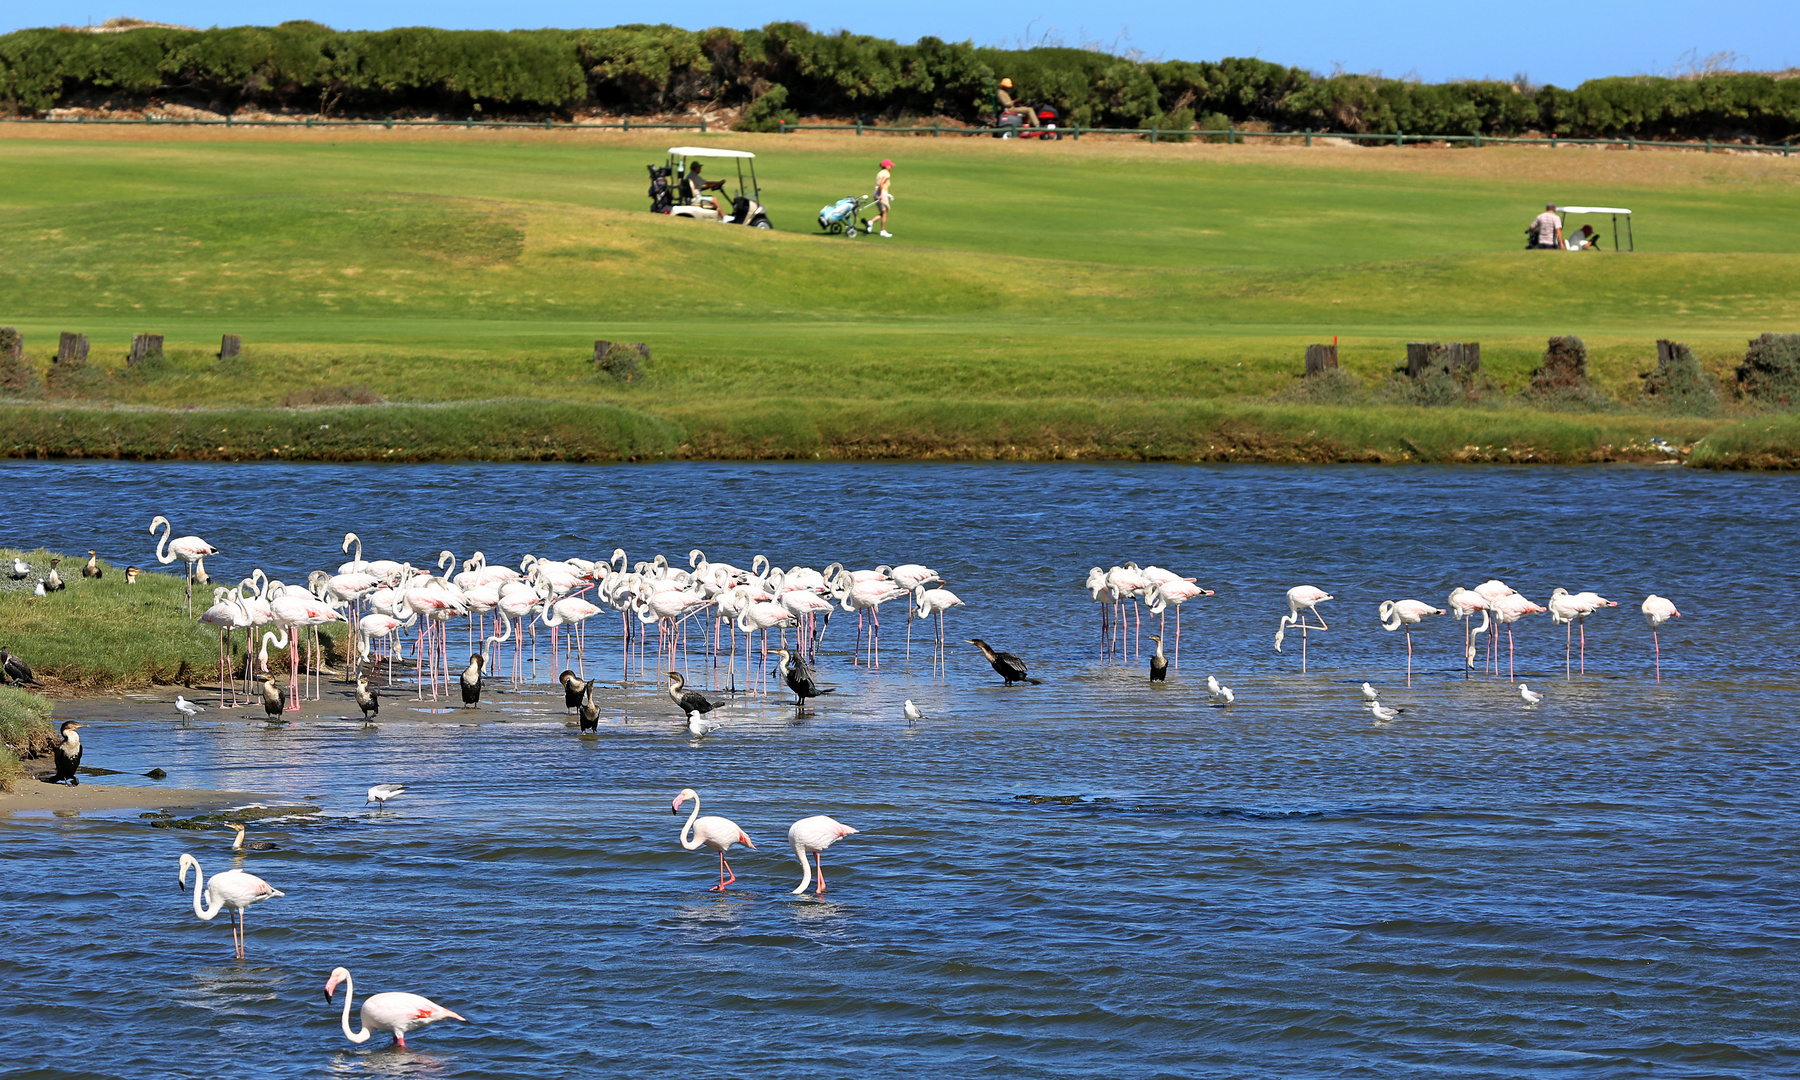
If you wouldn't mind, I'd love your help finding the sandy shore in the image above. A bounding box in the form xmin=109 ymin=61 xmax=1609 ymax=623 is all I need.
xmin=0 ymin=780 xmax=273 ymax=813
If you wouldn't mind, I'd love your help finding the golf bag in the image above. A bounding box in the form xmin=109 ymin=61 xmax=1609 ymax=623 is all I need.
xmin=647 ymin=165 xmax=672 ymax=213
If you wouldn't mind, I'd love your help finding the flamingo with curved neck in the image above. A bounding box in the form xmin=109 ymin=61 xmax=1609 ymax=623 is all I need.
xmin=325 ymin=966 xmax=466 ymax=1050
xmin=673 ymin=788 xmax=754 ymax=891
xmin=177 ymin=852 xmax=283 ymax=959
xmin=148 ymin=515 xmax=219 ymax=616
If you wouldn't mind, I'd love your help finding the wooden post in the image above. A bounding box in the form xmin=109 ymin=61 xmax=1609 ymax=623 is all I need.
xmin=56 ymin=332 xmax=89 ymax=365
xmin=1304 ymin=343 xmax=1339 ymax=377
xmin=127 ymin=333 xmax=164 ymax=365
xmin=593 ymin=340 xmax=615 ymax=366
xmin=0 ymin=327 xmax=20 ymax=361
xmin=1405 ymin=342 xmax=1435 ymax=378
xmin=219 ymin=334 xmax=242 ymax=359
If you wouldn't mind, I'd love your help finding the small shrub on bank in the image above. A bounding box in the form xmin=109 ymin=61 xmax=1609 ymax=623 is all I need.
xmin=280 ymin=385 xmax=385 ymax=407
xmin=1733 ymin=332 xmax=1800 ymax=407
xmin=1377 ymin=367 xmax=1496 ymax=407
xmin=1280 ymin=367 xmax=1367 ymax=404
xmin=1522 ymin=335 xmax=1610 ymax=410
xmin=596 ymin=343 xmax=646 ymax=382
xmin=1639 ymin=339 xmax=1721 ymax=415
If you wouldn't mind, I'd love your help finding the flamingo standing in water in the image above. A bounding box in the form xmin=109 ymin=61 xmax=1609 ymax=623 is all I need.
xmin=913 ymin=585 xmax=964 ymax=676
xmin=1274 ymin=586 xmax=1332 ymax=671
xmin=1473 ymin=579 xmax=1519 ymax=674
xmin=1547 ymin=588 xmax=1618 ymax=678
xmin=177 ymin=853 xmax=283 ymax=959
xmin=1146 ymin=577 xmax=1214 ymax=671
xmin=197 ymin=587 xmax=252 ymax=707
xmin=1378 ymin=599 xmax=1445 ymax=686
xmin=836 ymin=574 xmax=909 ymax=668
xmin=149 ymin=515 xmax=219 ymax=616
xmin=672 ymin=788 xmax=754 ymax=891
xmin=1490 ymin=591 xmax=1546 ymax=682
xmin=1446 ymin=587 xmax=1493 ymax=678
xmin=1642 ymin=594 xmax=1681 ymax=682
xmin=324 ymin=967 xmax=467 ymax=1050
xmin=788 ymin=815 xmax=859 ymax=895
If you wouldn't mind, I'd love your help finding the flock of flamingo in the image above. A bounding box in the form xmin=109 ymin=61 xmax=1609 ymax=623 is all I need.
xmin=174 ymin=784 xmax=857 ymax=1048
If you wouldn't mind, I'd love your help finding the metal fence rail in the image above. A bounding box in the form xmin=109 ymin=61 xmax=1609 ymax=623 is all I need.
xmin=0 ymin=114 xmax=1791 ymax=156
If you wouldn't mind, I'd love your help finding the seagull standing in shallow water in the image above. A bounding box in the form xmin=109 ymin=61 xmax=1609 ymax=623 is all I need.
xmin=903 ymin=699 xmax=923 ymax=724
xmin=1520 ymin=684 xmax=1543 ymax=706
xmin=1206 ymin=675 xmax=1234 ymax=704
xmin=366 ymin=784 xmax=406 ymax=808
xmin=175 ymin=696 xmax=204 ymax=722
xmin=1361 ymin=682 xmax=1380 ymax=702
xmin=1367 ymin=701 xmax=1403 ymax=723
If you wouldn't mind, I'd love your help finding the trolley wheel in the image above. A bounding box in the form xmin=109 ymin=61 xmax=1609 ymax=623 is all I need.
xmin=753 ymin=219 xmax=773 ymax=230
xmin=844 ymin=225 xmax=858 ymax=238
xmin=826 ymin=222 xmax=841 ymax=234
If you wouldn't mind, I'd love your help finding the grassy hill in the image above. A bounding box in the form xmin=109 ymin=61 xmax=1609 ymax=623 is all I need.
xmin=1 ymin=128 xmax=1796 ymax=463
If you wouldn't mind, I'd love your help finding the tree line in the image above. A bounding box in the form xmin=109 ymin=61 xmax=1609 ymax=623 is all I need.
xmin=2 ymin=21 xmax=1795 ymax=141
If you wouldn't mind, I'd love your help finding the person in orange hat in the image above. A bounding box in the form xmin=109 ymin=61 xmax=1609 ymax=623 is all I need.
xmin=874 ymin=159 xmax=895 ymax=237
xmin=996 ymin=77 xmax=1040 ymax=128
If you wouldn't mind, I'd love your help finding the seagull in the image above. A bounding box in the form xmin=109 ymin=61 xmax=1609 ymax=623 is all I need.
xmin=1361 ymin=681 xmax=1380 ymax=702
xmin=1368 ymin=701 xmax=1403 ymax=723
xmin=9 ymin=557 xmax=27 ymax=580
xmin=685 ymin=711 xmax=722 ymax=738
xmin=174 ymin=696 xmax=204 ymax=722
xmin=902 ymin=699 xmax=923 ymax=724
xmin=1520 ymin=684 xmax=1543 ymax=706
xmin=1206 ymin=675 xmax=1234 ymax=704
xmin=365 ymin=784 xmax=406 ymax=808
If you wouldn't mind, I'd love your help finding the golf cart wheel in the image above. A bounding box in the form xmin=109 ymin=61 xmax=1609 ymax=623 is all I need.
xmin=826 ymin=222 xmax=841 ymax=234
xmin=753 ymin=218 xmax=773 ymax=230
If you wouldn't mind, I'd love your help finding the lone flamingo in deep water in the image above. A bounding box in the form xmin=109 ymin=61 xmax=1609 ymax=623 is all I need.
xmin=1642 ymin=594 xmax=1680 ymax=682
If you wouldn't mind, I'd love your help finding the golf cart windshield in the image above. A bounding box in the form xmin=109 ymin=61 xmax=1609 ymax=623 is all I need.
xmin=667 ymin=147 xmax=760 ymax=202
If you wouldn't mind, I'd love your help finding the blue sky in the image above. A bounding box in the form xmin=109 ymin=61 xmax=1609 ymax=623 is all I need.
xmin=4 ymin=0 xmax=1794 ymax=87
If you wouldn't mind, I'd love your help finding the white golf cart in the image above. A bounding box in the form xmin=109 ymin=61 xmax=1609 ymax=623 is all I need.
xmin=1559 ymin=206 xmax=1633 ymax=251
xmin=656 ymin=146 xmax=773 ymax=229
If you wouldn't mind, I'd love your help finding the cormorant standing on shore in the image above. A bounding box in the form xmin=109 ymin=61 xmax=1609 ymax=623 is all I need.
xmin=355 ymin=675 xmax=379 ymax=723
xmin=1149 ymin=634 xmax=1168 ymax=682
xmin=460 ymin=654 xmax=485 ymax=707
xmin=1 ymin=646 xmax=43 ymax=686
xmin=578 ymin=679 xmax=600 ymax=733
xmin=258 ymin=677 xmax=287 ymax=720
xmin=559 ymin=670 xmax=586 ymax=713
xmin=125 ymin=567 xmax=142 ymax=585
xmin=50 ymin=721 xmax=82 ymax=785
xmin=966 ymin=638 xmax=1042 ymax=685
xmin=666 ymin=671 xmax=722 ymax=720
xmin=82 ymin=550 xmax=102 ymax=579
xmin=775 ymin=648 xmax=835 ymax=706
xmin=46 ymin=559 xmax=66 ymax=592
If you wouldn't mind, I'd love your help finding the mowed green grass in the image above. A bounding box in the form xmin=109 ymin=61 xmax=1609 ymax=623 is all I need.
xmin=0 ymin=130 xmax=1797 ymax=459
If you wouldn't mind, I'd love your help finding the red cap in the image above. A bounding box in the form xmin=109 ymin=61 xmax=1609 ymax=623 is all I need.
xmin=881 ymin=160 xmax=894 ymax=168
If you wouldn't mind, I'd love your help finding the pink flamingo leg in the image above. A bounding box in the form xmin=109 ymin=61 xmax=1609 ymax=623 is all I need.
xmin=815 ymin=853 xmax=827 ymax=894
xmin=713 ymin=852 xmax=736 ymax=891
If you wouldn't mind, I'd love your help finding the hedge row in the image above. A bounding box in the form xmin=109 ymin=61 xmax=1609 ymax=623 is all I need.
xmin=3 ymin=21 xmax=1797 ymax=140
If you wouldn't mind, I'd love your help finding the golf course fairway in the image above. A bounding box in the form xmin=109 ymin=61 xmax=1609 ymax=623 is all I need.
xmin=1 ymin=126 xmax=1796 ymax=466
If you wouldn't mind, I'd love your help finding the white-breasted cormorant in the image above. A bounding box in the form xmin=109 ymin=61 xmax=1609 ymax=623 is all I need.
xmin=666 ymin=671 xmax=722 ymax=719
xmin=46 ymin=560 xmax=65 ymax=592
xmin=82 ymin=550 xmax=102 ymax=579
xmin=559 ymin=669 xmax=585 ymax=713
xmin=1149 ymin=634 xmax=1168 ymax=682
xmin=460 ymin=654 xmax=485 ymax=707
xmin=50 ymin=721 xmax=83 ymax=784
xmin=354 ymin=676 xmax=379 ymax=723
xmin=966 ymin=638 xmax=1041 ymax=685
xmin=578 ymin=679 xmax=599 ymax=732
xmin=258 ymin=677 xmax=287 ymax=719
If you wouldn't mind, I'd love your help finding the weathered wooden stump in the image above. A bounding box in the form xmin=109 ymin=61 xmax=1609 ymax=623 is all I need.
xmin=1304 ymin=343 xmax=1338 ymax=377
xmin=128 ymin=333 xmax=165 ymax=365
xmin=0 ymin=327 xmax=32 ymax=395
xmin=0 ymin=327 xmax=20 ymax=361
xmin=1529 ymin=335 xmax=1589 ymax=393
xmin=219 ymin=334 xmax=242 ymax=360
xmin=1406 ymin=341 xmax=1481 ymax=379
xmin=56 ymin=332 xmax=89 ymax=365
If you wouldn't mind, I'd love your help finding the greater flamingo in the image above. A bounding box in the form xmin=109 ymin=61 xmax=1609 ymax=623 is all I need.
xmin=149 ymin=515 xmax=219 ymax=615
xmin=325 ymin=967 xmax=467 ymax=1050
xmin=1377 ymin=599 xmax=1445 ymax=685
xmin=1547 ymin=587 xmax=1617 ymax=677
xmin=177 ymin=853 xmax=283 ymax=959
xmin=673 ymin=788 xmax=754 ymax=891
xmin=1446 ymin=587 xmax=1493 ymax=677
xmin=913 ymin=586 xmax=964 ymax=675
xmin=788 ymin=815 xmax=859 ymax=895
xmin=1642 ymin=594 xmax=1681 ymax=681
xmin=1489 ymin=591 xmax=1546 ymax=682
xmin=1274 ymin=586 xmax=1332 ymax=670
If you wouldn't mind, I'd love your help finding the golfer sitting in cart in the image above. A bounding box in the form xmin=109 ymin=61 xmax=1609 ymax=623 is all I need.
xmin=683 ymin=162 xmax=728 ymax=213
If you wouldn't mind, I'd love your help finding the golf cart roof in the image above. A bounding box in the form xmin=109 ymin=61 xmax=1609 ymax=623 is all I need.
xmin=1559 ymin=206 xmax=1631 ymax=215
xmin=668 ymin=146 xmax=756 ymax=159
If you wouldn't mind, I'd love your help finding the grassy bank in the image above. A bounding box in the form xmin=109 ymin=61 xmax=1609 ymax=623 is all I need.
xmin=0 ymin=548 xmax=228 ymax=689
xmin=1 ymin=131 xmax=1795 ymax=464
xmin=1689 ymin=413 xmax=1800 ymax=469
xmin=0 ymin=685 xmax=55 ymax=790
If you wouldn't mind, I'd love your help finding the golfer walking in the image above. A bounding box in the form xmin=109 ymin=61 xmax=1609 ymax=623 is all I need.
xmin=874 ymin=159 xmax=894 ymax=238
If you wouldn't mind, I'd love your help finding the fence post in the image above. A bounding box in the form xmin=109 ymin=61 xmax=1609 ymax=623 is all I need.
xmin=1304 ymin=127 xmax=1311 ymax=147
xmin=700 ymin=117 xmax=707 ymax=133
xmin=1150 ymin=125 xmax=1159 ymax=144
xmin=1227 ymin=123 xmax=1234 ymax=145
xmin=856 ymin=119 xmax=863 ymax=136
xmin=933 ymin=120 xmax=940 ymax=137
xmin=1072 ymin=123 xmax=1080 ymax=140
xmin=623 ymin=117 xmax=630 ymax=132
xmin=1705 ymin=137 xmax=1712 ymax=153
xmin=1394 ymin=129 xmax=1402 ymax=147
xmin=385 ymin=116 xmax=393 ymax=130
xmin=778 ymin=120 xmax=785 ymax=134
xmin=1474 ymin=131 xmax=1481 ymax=148
xmin=225 ymin=114 xmax=233 ymax=128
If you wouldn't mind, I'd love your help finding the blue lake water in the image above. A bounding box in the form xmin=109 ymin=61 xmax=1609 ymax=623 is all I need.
xmin=2 ymin=460 xmax=1797 ymax=1078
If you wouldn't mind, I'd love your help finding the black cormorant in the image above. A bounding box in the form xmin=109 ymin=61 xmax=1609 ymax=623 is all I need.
xmin=1149 ymin=634 xmax=1168 ymax=682
xmin=775 ymin=649 xmax=835 ymax=706
xmin=1 ymin=646 xmax=43 ymax=686
xmin=966 ymin=638 xmax=1042 ymax=685
xmin=50 ymin=720 xmax=82 ymax=785
xmin=666 ymin=671 xmax=722 ymax=719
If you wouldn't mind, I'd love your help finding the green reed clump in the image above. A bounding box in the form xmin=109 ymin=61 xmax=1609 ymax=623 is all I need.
xmin=0 ymin=685 xmax=56 ymax=790
xmin=1280 ymin=367 xmax=1368 ymax=405
xmin=1690 ymin=413 xmax=1800 ymax=469
xmin=1639 ymin=339 xmax=1722 ymax=415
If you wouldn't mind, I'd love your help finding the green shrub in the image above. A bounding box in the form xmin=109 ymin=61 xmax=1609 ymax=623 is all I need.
xmin=1281 ymin=367 xmax=1367 ymax=404
xmin=733 ymin=82 xmax=794 ymax=131
xmin=1734 ymin=332 xmax=1800 ymax=407
xmin=1639 ymin=339 xmax=1721 ymax=414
